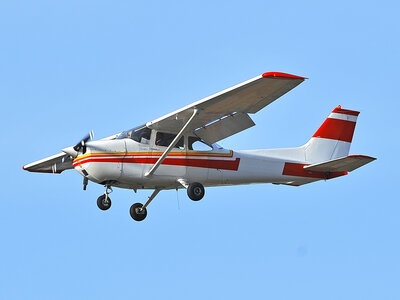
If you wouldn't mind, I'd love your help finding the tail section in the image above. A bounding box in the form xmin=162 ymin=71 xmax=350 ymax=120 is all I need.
xmin=303 ymin=106 xmax=360 ymax=163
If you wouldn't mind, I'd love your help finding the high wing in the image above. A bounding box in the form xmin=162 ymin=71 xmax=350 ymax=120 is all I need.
xmin=23 ymin=134 xmax=119 ymax=174
xmin=23 ymin=152 xmax=73 ymax=174
xmin=146 ymin=72 xmax=306 ymax=144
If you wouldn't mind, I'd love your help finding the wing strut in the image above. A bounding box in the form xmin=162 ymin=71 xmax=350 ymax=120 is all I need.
xmin=144 ymin=109 xmax=198 ymax=177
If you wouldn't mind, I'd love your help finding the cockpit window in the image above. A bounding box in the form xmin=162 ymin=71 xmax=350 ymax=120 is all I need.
xmin=117 ymin=125 xmax=151 ymax=144
xmin=155 ymin=132 xmax=184 ymax=149
xmin=188 ymin=136 xmax=212 ymax=151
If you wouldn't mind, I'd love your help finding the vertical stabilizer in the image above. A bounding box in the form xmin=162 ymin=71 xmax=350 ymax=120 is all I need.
xmin=303 ymin=106 xmax=359 ymax=163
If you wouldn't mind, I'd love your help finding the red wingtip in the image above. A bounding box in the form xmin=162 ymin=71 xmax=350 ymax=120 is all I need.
xmin=332 ymin=106 xmax=360 ymax=116
xmin=22 ymin=165 xmax=25 ymax=170
xmin=262 ymin=72 xmax=307 ymax=79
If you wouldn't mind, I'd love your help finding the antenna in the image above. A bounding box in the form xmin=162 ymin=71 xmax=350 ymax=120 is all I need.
xmin=176 ymin=188 xmax=180 ymax=210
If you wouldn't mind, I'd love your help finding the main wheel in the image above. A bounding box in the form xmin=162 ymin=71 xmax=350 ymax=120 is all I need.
xmin=97 ymin=194 xmax=112 ymax=210
xmin=130 ymin=203 xmax=147 ymax=221
xmin=187 ymin=182 xmax=205 ymax=201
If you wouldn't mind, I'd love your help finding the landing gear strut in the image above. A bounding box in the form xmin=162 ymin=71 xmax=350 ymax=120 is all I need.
xmin=130 ymin=188 xmax=161 ymax=221
xmin=97 ymin=186 xmax=112 ymax=211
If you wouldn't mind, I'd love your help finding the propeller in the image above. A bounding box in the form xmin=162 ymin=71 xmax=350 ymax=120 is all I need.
xmin=73 ymin=131 xmax=94 ymax=154
xmin=62 ymin=131 xmax=94 ymax=158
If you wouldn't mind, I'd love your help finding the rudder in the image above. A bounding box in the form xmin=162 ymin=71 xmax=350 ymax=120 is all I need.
xmin=303 ymin=106 xmax=360 ymax=163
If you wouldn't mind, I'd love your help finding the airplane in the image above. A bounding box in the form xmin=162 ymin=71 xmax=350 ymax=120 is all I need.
xmin=23 ymin=72 xmax=376 ymax=221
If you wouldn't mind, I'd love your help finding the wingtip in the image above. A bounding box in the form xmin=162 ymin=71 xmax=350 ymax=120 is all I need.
xmin=22 ymin=165 xmax=31 ymax=172
xmin=262 ymin=72 xmax=307 ymax=79
xmin=347 ymin=154 xmax=377 ymax=161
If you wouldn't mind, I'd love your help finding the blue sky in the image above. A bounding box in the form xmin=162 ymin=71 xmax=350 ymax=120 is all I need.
xmin=1 ymin=1 xmax=399 ymax=299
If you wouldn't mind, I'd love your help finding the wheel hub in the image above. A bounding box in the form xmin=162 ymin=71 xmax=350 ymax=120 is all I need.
xmin=135 ymin=207 xmax=145 ymax=214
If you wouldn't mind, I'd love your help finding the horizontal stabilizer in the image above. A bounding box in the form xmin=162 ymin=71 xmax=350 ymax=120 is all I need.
xmin=303 ymin=155 xmax=376 ymax=173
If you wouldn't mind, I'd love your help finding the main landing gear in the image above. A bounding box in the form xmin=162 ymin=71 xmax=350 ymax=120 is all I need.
xmin=130 ymin=189 xmax=160 ymax=221
xmin=187 ymin=182 xmax=205 ymax=201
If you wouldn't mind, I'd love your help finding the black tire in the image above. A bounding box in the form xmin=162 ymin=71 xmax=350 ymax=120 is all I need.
xmin=187 ymin=182 xmax=205 ymax=201
xmin=97 ymin=194 xmax=112 ymax=211
xmin=130 ymin=203 xmax=147 ymax=221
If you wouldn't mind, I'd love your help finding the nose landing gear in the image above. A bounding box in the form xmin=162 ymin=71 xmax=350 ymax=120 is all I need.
xmin=97 ymin=186 xmax=112 ymax=211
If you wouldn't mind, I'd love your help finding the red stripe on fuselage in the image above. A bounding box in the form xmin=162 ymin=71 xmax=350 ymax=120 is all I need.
xmin=312 ymin=118 xmax=356 ymax=143
xmin=282 ymin=162 xmax=347 ymax=179
xmin=73 ymin=156 xmax=240 ymax=171
xmin=72 ymin=151 xmax=234 ymax=165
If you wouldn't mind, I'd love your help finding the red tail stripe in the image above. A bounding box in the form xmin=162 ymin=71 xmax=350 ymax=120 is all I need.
xmin=312 ymin=118 xmax=356 ymax=143
xmin=283 ymin=162 xmax=347 ymax=179
xmin=73 ymin=157 xmax=240 ymax=171
xmin=332 ymin=107 xmax=360 ymax=116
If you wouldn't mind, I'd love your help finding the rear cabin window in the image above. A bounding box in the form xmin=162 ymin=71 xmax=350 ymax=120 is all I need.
xmin=155 ymin=132 xmax=184 ymax=149
xmin=188 ymin=137 xmax=212 ymax=151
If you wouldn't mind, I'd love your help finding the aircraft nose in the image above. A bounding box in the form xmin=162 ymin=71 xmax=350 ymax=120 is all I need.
xmin=62 ymin=146 xmax=79 ymax=157
xmin=84 ymin=143 xmax=92 ymax=152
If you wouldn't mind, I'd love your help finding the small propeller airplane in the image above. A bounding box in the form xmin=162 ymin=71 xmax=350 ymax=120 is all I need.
xmin=23 ymin=72 xmax=376 ymax=221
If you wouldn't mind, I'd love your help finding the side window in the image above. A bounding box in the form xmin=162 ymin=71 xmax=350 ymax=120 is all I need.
xmin=188 ymin=137 xmax=212 ymax=151
xmin=131 ymin=127 xmax=151 ymax=144
xmin=155 ymin=132 xmax=184 ymax=149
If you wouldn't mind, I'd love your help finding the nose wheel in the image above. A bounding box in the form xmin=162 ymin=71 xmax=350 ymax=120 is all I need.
xmin=97 ymin=186 xmax=112 ymax=211
xmin=97 ymin=195 xmax=112 ymax=210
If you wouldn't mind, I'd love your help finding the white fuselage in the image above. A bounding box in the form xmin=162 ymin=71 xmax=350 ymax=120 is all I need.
xmin=72 ymin=139 xmax=322 ymax=190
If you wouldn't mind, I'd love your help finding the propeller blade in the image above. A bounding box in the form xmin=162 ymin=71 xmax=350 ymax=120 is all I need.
xmin=72 ymin=130 xmax=94 ymax=153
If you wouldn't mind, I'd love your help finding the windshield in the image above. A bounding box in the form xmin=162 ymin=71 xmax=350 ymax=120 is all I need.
xmin=117 ymin=125 xmax=151 ymax=144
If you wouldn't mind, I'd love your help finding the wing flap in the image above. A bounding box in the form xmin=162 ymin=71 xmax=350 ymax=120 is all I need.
xmin=303 ymin=155 xmax=376 ymax=173
xmin=23 ymin=152 xmax=73 ymax=174
xmin=194 ymin=113 xmax=255 ymax=144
